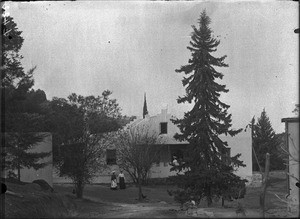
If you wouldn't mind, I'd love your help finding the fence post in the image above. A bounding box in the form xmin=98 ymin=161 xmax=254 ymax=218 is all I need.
xmin=260 ymin=153 xmax=270 ymax=218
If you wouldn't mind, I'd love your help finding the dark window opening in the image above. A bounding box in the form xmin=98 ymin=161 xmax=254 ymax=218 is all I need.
xmin=160 ymin=122 xmax=168 ymax=134
xmin=155 ymin=153 xmax=161 ymax=166
xmin=106 ymin=149 xmax=116 ymax=165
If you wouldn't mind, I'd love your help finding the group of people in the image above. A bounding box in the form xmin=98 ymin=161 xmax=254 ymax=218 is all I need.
xmin=110 ymin=170 xmax=126 ymax=190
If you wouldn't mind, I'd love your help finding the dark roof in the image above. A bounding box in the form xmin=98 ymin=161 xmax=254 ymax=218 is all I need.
xmin=281 ymin=117 xmax=299 ymax=123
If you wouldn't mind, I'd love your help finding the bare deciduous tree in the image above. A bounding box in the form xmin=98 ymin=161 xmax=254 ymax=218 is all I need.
xmin=111 ymin=124 xmax=163 ymax=201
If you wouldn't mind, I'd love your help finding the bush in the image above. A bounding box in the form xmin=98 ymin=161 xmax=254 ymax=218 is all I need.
xmin=168 ymin=189 xmax=193 ymax=209
xmin=222 ymin=180 xmax=247 ymax=205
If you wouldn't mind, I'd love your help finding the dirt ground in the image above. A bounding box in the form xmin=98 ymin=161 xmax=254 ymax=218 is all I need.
xmin=54 ymin=184 xmax=185 ymax=218
xmin=53 ymin=171 xmax=288 ymax=218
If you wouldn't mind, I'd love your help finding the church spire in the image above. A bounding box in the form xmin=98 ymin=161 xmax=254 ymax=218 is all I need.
xmin=143 ymin=93 xmax=148 ymax=119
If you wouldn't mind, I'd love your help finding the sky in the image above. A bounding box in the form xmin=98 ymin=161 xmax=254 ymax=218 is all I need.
xmin=5 ymin=0 xmax=299 ymax=133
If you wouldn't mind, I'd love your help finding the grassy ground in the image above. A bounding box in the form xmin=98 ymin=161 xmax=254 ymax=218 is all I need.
xmin=2 ymin=181 xmax=77 ymax=218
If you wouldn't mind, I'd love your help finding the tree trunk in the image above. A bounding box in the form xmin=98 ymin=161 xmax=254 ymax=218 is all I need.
xmin=138 ymin=173 xmax=143 ymax=201
xmin=76 ymin=180 xmax=84 ymax=199
xmin=207 ymin=196 xmax=212 ymax=207
xmin=17 ymin=162 xmax=21 ymax=181
xmin=207 ymin=185 xmax=212 ymax=207
xmin=142 ymin=170 xmax=149 ymax=186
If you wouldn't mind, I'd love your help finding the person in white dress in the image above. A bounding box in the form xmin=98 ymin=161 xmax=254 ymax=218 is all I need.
xmin=110 ymin=171 xmax=118 ymax=190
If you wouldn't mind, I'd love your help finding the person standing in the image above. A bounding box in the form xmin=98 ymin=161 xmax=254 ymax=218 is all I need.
xmin=118 ymin=170 xmax=126 ymax=189
xmin=172 ymin=156 xmax=179 ymax=166
xmin=110 ymin=171 xmax=118 ymax=190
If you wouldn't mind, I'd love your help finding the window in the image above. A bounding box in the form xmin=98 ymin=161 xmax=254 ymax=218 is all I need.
xmin=106 ymin=149 xmax=116 ymax=165
xmin=160 ymin=122 xmax=168 ymax=134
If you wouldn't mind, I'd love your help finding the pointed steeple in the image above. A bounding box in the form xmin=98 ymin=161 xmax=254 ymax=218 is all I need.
xmin=143 ymin=93 xmax=148 ymax=119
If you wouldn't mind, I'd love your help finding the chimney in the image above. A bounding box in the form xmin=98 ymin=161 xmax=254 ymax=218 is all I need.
xmin=161 ymin=108 xmax=167 ymax=122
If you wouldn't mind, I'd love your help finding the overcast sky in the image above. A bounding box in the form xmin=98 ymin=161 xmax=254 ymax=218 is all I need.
xmin=6 ymin=1 xmax=299 ymax=133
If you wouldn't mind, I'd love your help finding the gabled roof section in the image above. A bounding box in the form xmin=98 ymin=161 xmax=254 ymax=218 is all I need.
xmin=127 ymin=108 xmax=188 ymax=145
xmin=127 ymin=108 xmax=251 ymax=146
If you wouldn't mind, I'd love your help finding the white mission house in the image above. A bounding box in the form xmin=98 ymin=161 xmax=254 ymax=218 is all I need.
xmin=53 ymin=106 xmax=253 ymax=185
xmin=122 ymin=108 xmax=253 ymax=183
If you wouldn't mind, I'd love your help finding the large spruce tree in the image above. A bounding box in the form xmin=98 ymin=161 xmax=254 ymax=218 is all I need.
xmin=169 ymin=10 xmax=246 ymax=207
xmin=253 ymin=109 xmax=285 ymax=171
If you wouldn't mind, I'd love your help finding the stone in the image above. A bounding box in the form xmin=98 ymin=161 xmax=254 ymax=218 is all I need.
xmin=196 ymin=208 xmax=205 ymax=214
xmin=204 ymin=211 xmax=214 ymax=218
xmin=32 ymin=179 xmax=54 ymax=192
